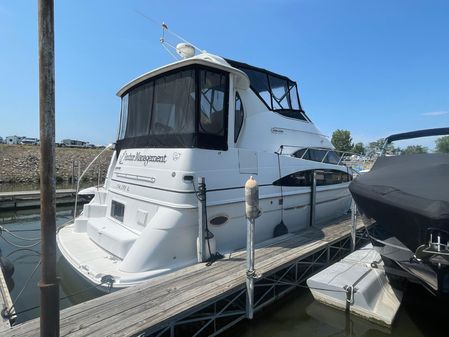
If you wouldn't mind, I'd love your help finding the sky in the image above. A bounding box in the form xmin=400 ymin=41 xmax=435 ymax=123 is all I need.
xmin=0 ymin=0 xmax=448 ymax=147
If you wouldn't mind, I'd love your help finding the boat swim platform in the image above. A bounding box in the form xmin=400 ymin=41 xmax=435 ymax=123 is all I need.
xmin=0 ymin=215 xmax=367 ymax=337
xmin=0 ymin=189 xmax=82 ymax=210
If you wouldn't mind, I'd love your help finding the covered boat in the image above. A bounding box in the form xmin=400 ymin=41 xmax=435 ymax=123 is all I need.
xmin=349 ymin=128 xmax=449 ymax=296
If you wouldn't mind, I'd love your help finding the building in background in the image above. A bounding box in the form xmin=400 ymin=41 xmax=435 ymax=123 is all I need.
xmin=5 ymin=135 xmax=24 ymax=145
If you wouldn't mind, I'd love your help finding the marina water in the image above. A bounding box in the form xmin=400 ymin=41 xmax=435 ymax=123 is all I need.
xmin=1 ymin=208 xmax=448 ymax=335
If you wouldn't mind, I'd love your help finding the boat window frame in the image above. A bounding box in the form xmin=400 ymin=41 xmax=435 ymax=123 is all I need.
xmin=225 ymin=59 xmax=311 ymax=122
xmin=115 ymin=64 xmax=230 ymax=152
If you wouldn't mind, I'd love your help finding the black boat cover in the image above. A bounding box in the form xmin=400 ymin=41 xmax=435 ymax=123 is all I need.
xmin=349 ymin=153 xmax=449 ymax=221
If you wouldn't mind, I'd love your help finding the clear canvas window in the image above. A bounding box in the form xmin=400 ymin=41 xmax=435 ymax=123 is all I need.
xmin=116 ymin=65 xmax=229 ymax=151
xmin=150 ymin=70 xmax=196 ymax=135
xmin=225 ymin=59 xmax=309 ymax=121
xmin=199 ymin=70 xmax=227 ymax=136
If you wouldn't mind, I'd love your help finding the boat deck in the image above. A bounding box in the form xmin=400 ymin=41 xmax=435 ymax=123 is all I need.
xmin=0 ymin=215 xmax=365 ymax=337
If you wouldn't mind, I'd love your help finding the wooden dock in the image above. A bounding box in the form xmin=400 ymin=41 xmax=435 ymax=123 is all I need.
xmin=0 ymin=189 xmax=81 ymax=210
xmin=0 ymin=215 xmax=367 ymax=337
xmin=0 ymin=261 xmax=15 ymax=329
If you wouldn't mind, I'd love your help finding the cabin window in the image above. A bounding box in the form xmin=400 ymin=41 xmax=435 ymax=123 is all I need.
xmin=111 ymin=200 xmax=125 ymax=222
xmin=273 ymin=171 xmax=312 ymax=187
xmin=116 ymin=65 xmax=229 ymax=152
xmin=273 ymin=169 xmax=351 ymax=187
xmin=234 ymin=92 xmax=244 ymax=142
xmin=293 ymin=148 xmax=341 ymax=165
xmin=315 ymin=170 xmax=351 ymax=185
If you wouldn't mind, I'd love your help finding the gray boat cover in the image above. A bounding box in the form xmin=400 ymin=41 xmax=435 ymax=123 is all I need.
xmin=349 ymin=153 xmax=449 ymax=221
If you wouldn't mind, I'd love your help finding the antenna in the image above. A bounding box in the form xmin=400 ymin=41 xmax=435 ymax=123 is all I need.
xmin=134 ymin=10 xmax=204 ymax=60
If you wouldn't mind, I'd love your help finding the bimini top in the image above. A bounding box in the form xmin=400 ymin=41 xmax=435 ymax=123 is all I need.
xmin=117 ymin=53 xmax=250 ymax=97
xmin=349 ymin=153 xmax=449 ymax=221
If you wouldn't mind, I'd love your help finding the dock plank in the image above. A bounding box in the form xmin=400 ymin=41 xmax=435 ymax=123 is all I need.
xmin=0 ymin=265 xmax=15 ymax=329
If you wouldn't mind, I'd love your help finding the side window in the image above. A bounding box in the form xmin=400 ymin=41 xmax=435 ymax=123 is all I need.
xmin=273 ymin=171 xmax=312 ymax=187
xmin=199 ymin=70 xmax=227 ymax=136
xmin=293 ymin=149 xmax=341 ymax=164
xmin=234 ymin=92 xmax=244 ymax=142
xmin=273 ymin=169 xmax=351 ymax=187
xmin=315 ymin=170 xmax=351 ymax=186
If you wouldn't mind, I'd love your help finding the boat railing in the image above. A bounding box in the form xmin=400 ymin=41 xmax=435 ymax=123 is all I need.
xmin=277 ymin=145 xmax=355 ymax=165
xmin=73 ymin=143 xmax=114 ymax=221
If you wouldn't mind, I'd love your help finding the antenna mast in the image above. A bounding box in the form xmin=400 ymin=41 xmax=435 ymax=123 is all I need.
xmin=134 ymin=10 xmax=203 ymax=59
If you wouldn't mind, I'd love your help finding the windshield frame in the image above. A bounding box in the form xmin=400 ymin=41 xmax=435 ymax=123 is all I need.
xmin=225 ymin=59 xmax=311 ymax=122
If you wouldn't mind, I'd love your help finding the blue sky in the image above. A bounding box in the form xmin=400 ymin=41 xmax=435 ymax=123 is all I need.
xmin=0 ymin=0 xmax=448 ymax=147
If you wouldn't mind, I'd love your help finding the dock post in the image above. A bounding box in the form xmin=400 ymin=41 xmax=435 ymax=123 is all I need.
xmin=309 ymin=171 xmax=317 ymax=227
xmin=245 ymin=176 xmax=260 ymax=319
xmin=197 ymin=177 xmax=206 ymax=262
xmin=351 ymin=199 xmax=357 ymax=251
xmin=38 ymin=0 xmax=59 ymax=335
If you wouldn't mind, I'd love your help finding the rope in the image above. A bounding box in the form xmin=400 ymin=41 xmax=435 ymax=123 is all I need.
xmin=3 ymin=259 xmax=42 ymax=318
xmin=0 ymin=235 xmax=40 ymax=249
xmin=0 ymin=226 xmax=40 ymax=241
xmin=6 ymin=248 xmax=41 ymax=258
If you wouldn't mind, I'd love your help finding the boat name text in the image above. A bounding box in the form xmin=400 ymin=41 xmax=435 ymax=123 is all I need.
xmin=119 ymin=151 xmax=168 ymax=166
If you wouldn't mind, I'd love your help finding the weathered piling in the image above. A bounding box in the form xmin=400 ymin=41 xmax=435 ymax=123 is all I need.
xmin=38 ymin=0 xmax=59 ymax=335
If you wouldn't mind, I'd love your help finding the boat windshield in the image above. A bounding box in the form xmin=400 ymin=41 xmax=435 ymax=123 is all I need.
xmin=225 ymin=59 xmax=310 ymax=122
xmin=116 ymin=65 xmax=229 ymax=151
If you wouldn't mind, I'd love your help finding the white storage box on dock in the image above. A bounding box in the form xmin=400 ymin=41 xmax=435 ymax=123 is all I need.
xmin=307 ymin=244 xmax=402 ymax=326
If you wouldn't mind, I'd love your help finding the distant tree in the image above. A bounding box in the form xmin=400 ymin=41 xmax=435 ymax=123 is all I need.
xmin=367 ymin=138 xmax=398 ymax=156
xmin=366 ymin=139 xmax=385 ymax=156
xmin=436 ymin=136 xmax=449 ymax=153
xmin=400 ymin=145 xmax=428 ymax=155
xmin=331 ymin=129 xmax=353 ymax=152
xmin=353 ymin=142 xmax=365 ymax=155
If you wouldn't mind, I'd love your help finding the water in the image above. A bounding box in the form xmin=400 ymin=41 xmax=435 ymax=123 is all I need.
xmin=0 ymin=207 xmax=104 ymax=324
xmin=1 ymin=210 xmax=448 ymax=335
xmin=223 ymin=278 xmax=449 ymax=337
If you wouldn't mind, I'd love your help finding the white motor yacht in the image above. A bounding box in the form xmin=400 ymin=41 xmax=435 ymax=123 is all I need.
xmin=57 ymin=50 xmax=353 ymax=290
